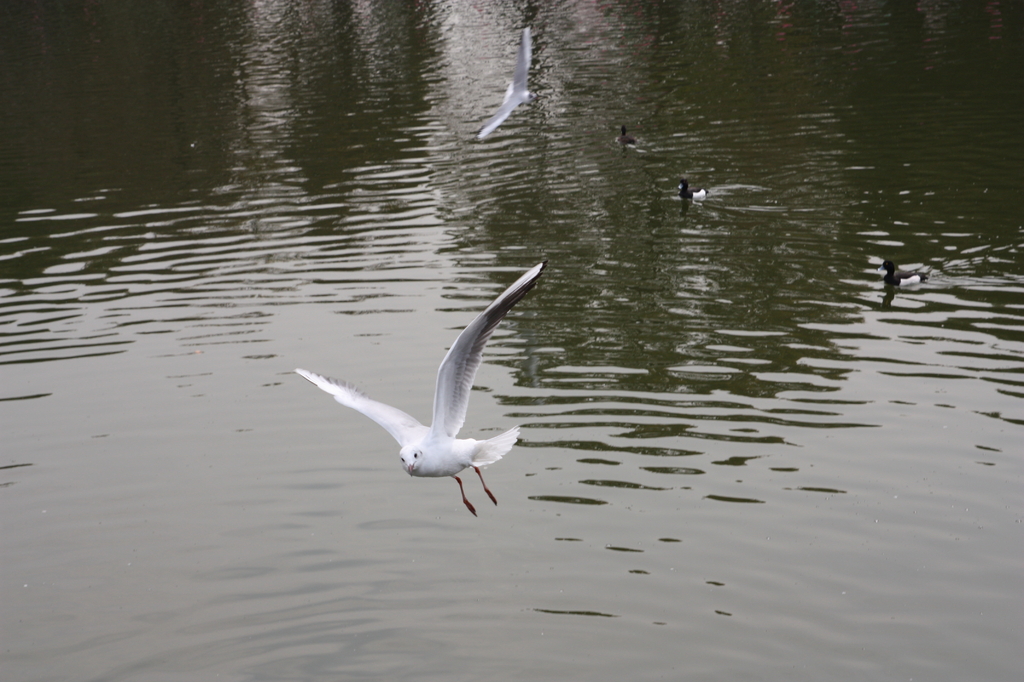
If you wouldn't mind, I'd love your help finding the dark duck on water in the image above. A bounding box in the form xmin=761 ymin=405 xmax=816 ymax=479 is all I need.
xmin=877 ymin=260 xmax=928 ymax=286
xmin=678 ymin=178 xmax=706 ymax=200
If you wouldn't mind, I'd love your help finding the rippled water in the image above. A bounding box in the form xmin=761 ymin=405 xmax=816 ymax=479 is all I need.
xmin=2 ymin=2 xmax=1022 ymax=681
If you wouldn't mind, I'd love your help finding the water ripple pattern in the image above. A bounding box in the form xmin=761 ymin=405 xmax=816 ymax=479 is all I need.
xmin=2 ymin=2 xmax=1022 ymax=681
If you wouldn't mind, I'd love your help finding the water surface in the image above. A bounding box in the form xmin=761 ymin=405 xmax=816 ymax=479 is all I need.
xmin=2 ymin=2 xmax=1022 ymax=681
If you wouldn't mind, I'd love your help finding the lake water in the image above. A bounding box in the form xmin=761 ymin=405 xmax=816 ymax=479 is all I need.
xmin=2 ymin=1 xmax=1022 ymax=681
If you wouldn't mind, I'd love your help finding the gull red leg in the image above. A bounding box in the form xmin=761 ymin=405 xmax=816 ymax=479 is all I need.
xmin=453 ymin=475 xmax=477 ymax=516
xmin=474 ymin=466 xmax=497 ymax=506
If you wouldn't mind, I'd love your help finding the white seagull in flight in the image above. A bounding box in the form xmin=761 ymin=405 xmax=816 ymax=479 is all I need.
xmin=296 ymin=262 xmax=547 ymax=516
xmin=477 ymin=27 xmax=536 ymax=139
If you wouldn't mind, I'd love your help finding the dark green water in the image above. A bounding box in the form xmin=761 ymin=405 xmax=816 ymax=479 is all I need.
xmin=2 ymin=2 xmax=1022 ymax=681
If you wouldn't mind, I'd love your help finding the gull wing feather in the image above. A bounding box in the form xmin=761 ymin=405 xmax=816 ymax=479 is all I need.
xmin=477 ymin=27 xmax=533 ymax=139
xmin=431 ymin=262 xmax=547 ymax=439
xmin=511 ymin=27 xmax=532 ymax=93
xmin=295 ymin=368 xmax=429 ymax=447
xmin=477 ymin=98 xmax=523 ymax=139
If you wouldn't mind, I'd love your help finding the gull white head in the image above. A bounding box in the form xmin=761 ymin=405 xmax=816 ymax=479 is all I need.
xmin=400 ymin=445 xmax=423 ymax=474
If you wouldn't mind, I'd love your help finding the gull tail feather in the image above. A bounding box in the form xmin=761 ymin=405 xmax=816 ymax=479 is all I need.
xmin=472 ymin=426 xmax=520 ymax=466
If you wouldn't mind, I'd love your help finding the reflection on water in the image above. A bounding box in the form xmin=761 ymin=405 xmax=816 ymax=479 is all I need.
xmin=2 ymin=1 xmax=1023 ymax=681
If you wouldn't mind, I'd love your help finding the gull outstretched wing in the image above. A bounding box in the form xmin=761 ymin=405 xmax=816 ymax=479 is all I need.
xmin=430 ymin=261 xmax=546 ymax=439
xmin=296 ymin=368 xmax=429 ymax=447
